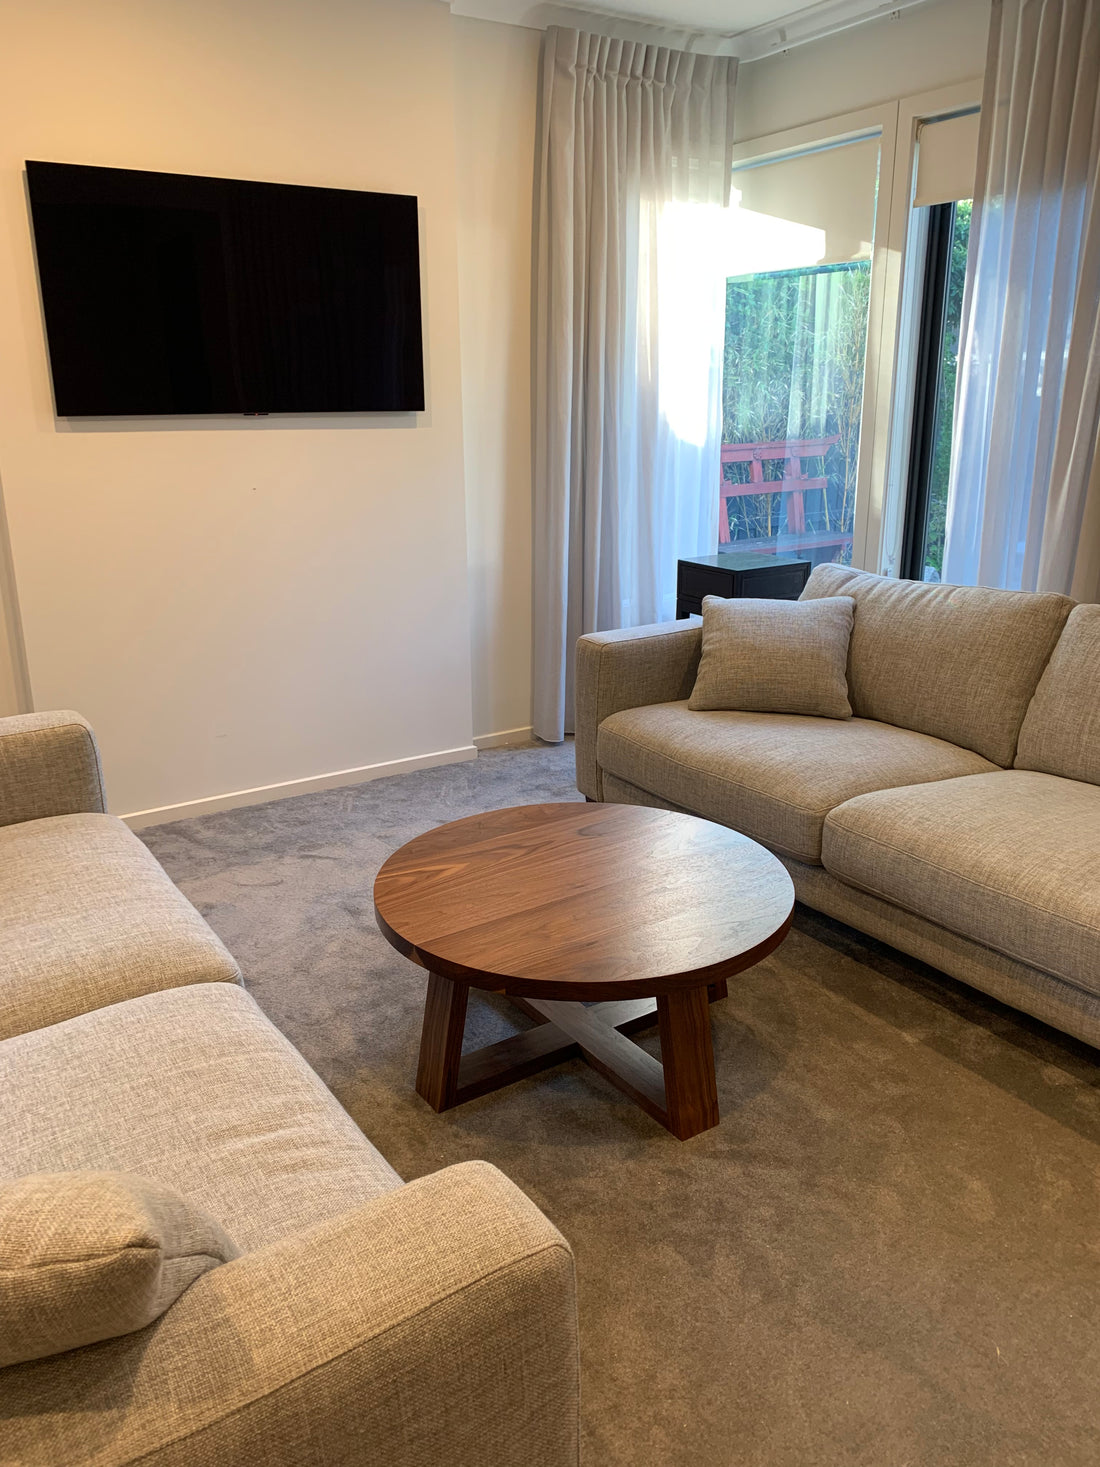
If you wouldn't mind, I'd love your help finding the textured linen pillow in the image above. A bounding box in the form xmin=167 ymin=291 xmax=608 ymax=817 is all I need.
xmin=0 ymin=1171 xmax=239 ymax=1367
xmin=688 ymin=594 xmax=855 ymax=718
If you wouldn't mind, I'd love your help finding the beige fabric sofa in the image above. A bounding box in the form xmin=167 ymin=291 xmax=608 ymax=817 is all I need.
xmin=0 ymin=711 xmax=241 ymax=1040
xmin=0 ymin=713 xmax=579 ymax=1466
xmin=576 ymin=565 xmax=1100 ymax=1049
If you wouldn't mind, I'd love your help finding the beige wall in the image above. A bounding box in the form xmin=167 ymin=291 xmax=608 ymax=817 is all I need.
xmin=734 ymin=0 xmax=991 ymax=142
xmin=0 ymin=473 xmax=29 ymax=718
xmin=0 ymin=0 xmax=475 ymax=816
xmin=0 ymin=0 xmax=996 ymax=808
xmin=452 ymin=15 xmax=541 ymax=742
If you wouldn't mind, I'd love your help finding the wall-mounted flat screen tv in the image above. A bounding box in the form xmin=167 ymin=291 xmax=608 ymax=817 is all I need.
xmin=26 ymin=161 xmax=425 ymax=416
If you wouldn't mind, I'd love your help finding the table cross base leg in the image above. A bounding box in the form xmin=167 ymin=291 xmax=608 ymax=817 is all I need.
xmin=414 ymin=973 xmax=724 ymax=1140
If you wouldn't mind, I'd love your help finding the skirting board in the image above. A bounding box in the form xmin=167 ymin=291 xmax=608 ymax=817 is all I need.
xmin=122 ymin=744 xmax=478 ymax=830
xmin=473 ymin=725 xmax=534 ymax=749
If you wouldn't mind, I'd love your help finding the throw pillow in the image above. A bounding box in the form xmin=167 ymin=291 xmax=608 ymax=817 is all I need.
xmin=0 ymin=1171 xmax=239 ymax=1367
xmin=688 ymin=594 xmax=855 ymax=718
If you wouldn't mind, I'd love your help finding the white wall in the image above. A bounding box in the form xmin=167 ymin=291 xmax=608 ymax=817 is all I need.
xmin=0 ymin=0 xmax=475 ymax=817
xmin=452 ymin=15 xmax=541 ymax=743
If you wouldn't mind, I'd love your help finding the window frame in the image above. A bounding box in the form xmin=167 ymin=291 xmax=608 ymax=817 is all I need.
xmin=872 ymin=80 xmax=984 ymax=578
xmin=728 ymin=103 xmax=897 ymax=571
xmin=726 ymin=84 xmax=987 ymax=579
xmin=899 ymin=199 xmax=956 ymax=581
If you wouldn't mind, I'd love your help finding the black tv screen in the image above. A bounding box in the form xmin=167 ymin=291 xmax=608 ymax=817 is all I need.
xmin=26 ymin=161 xmax=425 ymax=416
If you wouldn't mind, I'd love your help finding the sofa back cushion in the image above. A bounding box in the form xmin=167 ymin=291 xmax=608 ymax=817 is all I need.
xmin=800 ymin=565 xmax=1073 ymax=765
xmin=1015 ymin=603 xmax=1100 ymax=785
xmin=0 ymin=1170 xmax=238 ymax=1367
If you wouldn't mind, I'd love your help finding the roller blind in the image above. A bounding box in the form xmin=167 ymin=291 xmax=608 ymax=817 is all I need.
xmin=913 ymin=111 xmax=980 ymax=207
xmin=731 ymin=135 xmax=880 ymax=267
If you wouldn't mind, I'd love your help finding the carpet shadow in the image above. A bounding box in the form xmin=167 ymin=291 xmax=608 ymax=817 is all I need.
xmin=792 ymin=904 xmax=1100 ymax=1143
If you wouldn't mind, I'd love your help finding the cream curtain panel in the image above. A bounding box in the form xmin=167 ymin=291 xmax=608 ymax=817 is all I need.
xmin=532 ymin=27 xmax=737 ymax=742
xmin=943 ymin=0 xmax=1100 ymax=600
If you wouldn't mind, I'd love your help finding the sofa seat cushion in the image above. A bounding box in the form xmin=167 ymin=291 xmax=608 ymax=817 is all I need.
xmin=0 ymin=812 xmax=241 ymax=1040
xmin=0 ymin=983 xmax=402 ymax=1253
xmin=822 ymin=770 xmax=1100 ymax=995
xmin=596 ymin=702 xmax=997 ymax=864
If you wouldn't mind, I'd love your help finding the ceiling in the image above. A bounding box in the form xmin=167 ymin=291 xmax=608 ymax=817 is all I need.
xmin=447 ymin=0 xmax=931 ymax=59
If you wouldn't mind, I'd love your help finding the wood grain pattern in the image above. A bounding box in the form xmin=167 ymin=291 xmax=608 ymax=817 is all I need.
xmin=658 ymin=986 xmax=720 ymax=1139
xmin=455 ymin=1021 xmax=581 ymax=1103
xmin=375 ymin=802 xmax=794 ymax=1000
xmin=525 ymin=998 xmax=668 ymax=1120
xmin=382 ymin=804 xmax=794 ymax=1139
xmin=419 ymin=989 xmax=729 ymax=1136
xmin=443 ymin=996 xmax=672 ymax=1111
xmin=415 ymin=973 xmax=468 ymax=1111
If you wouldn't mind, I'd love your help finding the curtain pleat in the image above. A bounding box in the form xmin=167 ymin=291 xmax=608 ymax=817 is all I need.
xmin=532 ymin=27 xmax=737 ymax=741
xmin=943 ymin=0 xmax=1100 ymax=599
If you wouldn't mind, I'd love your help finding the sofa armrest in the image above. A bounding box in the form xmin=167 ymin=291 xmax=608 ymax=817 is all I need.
xmin=0 ymin=1162 xmax=579 ymax=1467
xmin=0 ymin=711 xmax=106 ymax=826
xmin=575 ymin=620 xmax=702 ymax=799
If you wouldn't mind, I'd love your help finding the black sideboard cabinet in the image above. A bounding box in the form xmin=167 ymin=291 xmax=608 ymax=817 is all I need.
xmin=676 ymin=552 xmax=812 ymax=618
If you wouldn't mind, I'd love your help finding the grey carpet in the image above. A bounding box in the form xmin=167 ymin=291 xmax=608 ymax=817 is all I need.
xmin=142 ymin=742 xmax=1100 ymax=1467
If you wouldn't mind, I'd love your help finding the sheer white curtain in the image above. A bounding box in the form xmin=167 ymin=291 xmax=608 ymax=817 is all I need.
xmin=532 ymin=27 xmax=736 ymax=742
xmin=943 ymin=0 xmax=1100 ymax=599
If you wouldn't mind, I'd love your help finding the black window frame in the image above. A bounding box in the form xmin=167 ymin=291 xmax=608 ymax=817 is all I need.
xmin=900 ymin=201 xmax=956 ymax=582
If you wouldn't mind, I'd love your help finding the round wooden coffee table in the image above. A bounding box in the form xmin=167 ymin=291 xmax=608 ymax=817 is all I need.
xmin=373 ymin=802 xmax=794 ymax=1139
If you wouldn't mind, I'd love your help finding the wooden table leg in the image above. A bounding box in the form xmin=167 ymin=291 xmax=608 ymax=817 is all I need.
xmin=415 ymin=980 xmax=721 ymax=1138
xmin=657 ymin=986 xmax=720 ymax=1140
xmin=416 ymin=972 xmax=469 ymax=1111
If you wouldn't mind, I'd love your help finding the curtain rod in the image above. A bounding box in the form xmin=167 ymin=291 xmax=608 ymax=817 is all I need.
xmin=446 ymin=0 xmax=933 ymax=62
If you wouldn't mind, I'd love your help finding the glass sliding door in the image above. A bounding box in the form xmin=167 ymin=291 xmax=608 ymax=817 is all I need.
xmin=719 ymin=133 xmax=881 ymax=566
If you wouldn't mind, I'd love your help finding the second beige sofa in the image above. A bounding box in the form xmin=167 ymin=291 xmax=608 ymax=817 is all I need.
xmin=576 ymin=565 xmax=1100 ymax=1049
xmin=0 ymin=712 xmax=580 ymax=1467
xmin=0 ymin=710 xmax=240 ymax=1040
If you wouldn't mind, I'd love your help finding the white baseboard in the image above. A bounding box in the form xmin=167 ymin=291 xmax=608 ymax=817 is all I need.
xmin=473 ymin=725 xmax=534 ymax=749
xmin=122 ymin=744 xmax=478 ymax=830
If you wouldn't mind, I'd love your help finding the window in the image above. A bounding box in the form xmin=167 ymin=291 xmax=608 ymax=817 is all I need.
xmin=716 ymin=94 xmax=980 ymax=583
xmin=718 ymin=130 xmax=883 ymax=568
xmin=900 ymin=199 xmax=972 ymax=580
xmin=877 ymin=99 xmax=980 ymax=581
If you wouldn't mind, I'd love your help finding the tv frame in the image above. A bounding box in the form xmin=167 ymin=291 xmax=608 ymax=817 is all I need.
xmin=25 ymin=160 xmax=426 ymax=418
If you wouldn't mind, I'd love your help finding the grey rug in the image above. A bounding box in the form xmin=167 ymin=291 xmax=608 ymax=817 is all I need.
xmin=142 ymin=742 xmax=1100 ymax=1467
